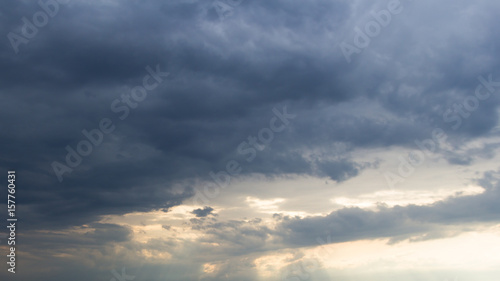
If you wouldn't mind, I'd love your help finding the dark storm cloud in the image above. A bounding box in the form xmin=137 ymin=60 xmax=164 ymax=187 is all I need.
xmin=192 ymin=206 xmax=215 ymax=217
xmin=316 ymin=158 xmax=378 ymax=182
xmin=1 ymin=0 xmax=500 ymax=238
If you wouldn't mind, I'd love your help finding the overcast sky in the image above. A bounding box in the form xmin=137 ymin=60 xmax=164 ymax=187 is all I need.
xmin=1 ymin=0 xmax=500 ymax=280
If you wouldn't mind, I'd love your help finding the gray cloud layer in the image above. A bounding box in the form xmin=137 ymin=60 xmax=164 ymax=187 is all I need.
xmin=2 ymin=0 xmax=499 ymax=231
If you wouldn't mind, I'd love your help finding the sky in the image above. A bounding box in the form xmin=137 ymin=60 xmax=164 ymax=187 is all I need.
xmin=1 ymin=0 xmax=500 ymax=280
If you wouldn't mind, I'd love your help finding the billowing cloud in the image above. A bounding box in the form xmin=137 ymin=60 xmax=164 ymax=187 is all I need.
xmin=2 ymin=0 xmax=500 ymax=280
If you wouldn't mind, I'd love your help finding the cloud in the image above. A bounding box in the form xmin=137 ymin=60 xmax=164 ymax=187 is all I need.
xmin=315 ymin=158 xmax=378 ymax=182
xmin=2 ymin=0 xmax=500 ymax=280
xmin=1 ymin=0 xmax=500 ymax=234
xmin=192 ymin=206 xmax=215 ymax=217
xmin=277 ymin=170 xmax=500 ymax=247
